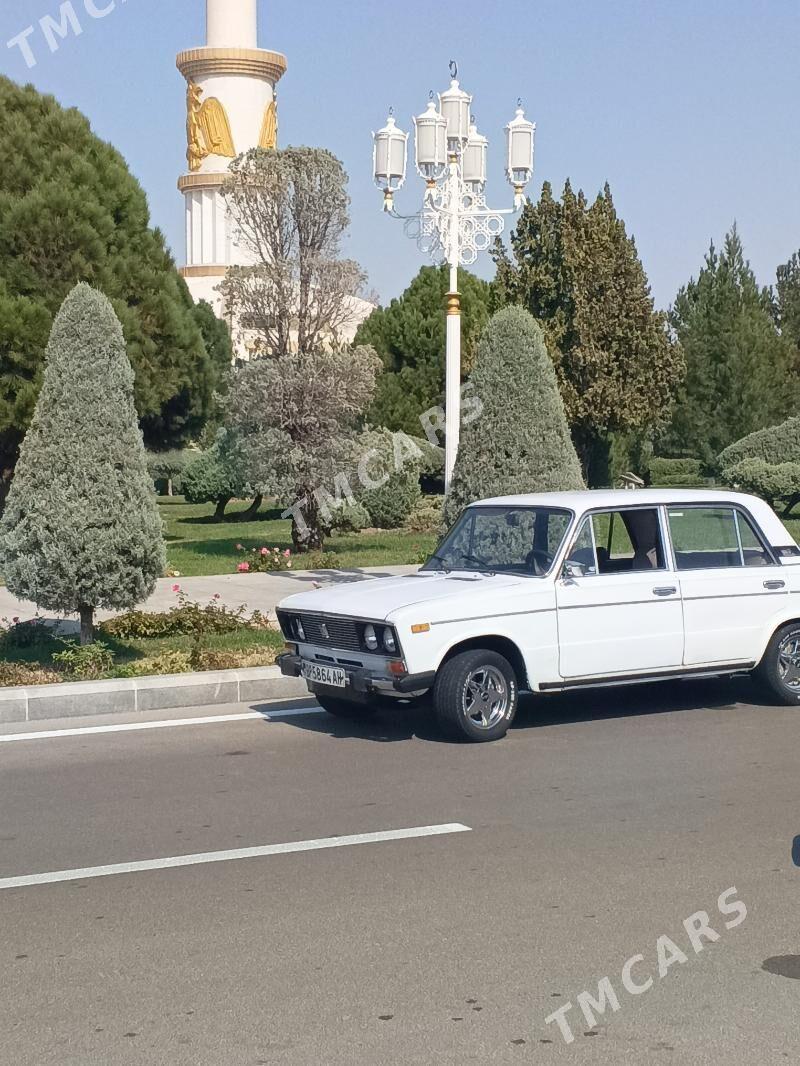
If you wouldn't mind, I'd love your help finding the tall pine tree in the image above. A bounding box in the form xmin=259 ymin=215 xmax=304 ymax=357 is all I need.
xmin=494 ymin=180 xmax=681 ymax=484
xmin=664 ymin=227 xmax=798 ymax=464
xmin=355 ymin=266 xmax=491 ymax=436
xmin=777 ymin=250 xmax=800 ymax=350
xmin=0 ymin=77 xmax=227 ymax=508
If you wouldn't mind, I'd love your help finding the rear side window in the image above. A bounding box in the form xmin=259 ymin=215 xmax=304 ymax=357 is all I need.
xmin=668 ymin=507 xmax=773 ymax=570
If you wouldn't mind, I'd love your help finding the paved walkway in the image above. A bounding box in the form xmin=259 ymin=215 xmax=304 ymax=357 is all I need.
xmin=0 ymin=565 xmax=419 ymax=633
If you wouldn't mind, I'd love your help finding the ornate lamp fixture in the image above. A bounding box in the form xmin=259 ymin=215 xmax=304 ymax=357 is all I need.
xmin=372 ymin=63 xmax=536 ymax=490
xmin=373 ymin=110 xmax=408 ymax=213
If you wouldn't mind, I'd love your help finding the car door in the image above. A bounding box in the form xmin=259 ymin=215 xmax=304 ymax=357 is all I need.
xmin=556 ymin=506 xmax=685 ymax=679
xmin=666 ymin=504 xmax=787 ymax=666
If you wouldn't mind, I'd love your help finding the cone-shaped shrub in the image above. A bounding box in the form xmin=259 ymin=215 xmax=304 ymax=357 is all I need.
xmin=0 ymin=284 xmax=165 ymax=643
xmin=444 ymin=307 xmax=584 ymax=527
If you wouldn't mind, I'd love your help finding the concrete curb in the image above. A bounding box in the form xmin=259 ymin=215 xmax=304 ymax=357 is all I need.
xmin=0 ymin=667 xmax=308 ymax=725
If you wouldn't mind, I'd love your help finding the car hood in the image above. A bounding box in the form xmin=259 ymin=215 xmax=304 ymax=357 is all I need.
xmin=277 ymin=570 xmax=531 ymax=622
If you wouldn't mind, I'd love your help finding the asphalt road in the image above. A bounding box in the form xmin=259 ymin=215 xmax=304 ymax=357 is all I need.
xmin=1 ymin=678 xmax=799 ymax=1065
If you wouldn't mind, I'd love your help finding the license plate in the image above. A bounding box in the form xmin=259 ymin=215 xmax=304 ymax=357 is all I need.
xmin=301 ymin=661 xmax=347 ymax=688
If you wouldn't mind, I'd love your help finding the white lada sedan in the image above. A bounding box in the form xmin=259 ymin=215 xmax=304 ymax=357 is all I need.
xmin=277 ymin=489 xmax=800 ymax=742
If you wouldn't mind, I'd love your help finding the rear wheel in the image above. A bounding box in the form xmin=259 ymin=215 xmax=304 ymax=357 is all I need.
xmin=315 ymin=694 xmax=378 ymax=720
xmin=433 ymin=649 xmax=518 ymax=742
xmin=754 ymin=623 xmax=800 ymax=704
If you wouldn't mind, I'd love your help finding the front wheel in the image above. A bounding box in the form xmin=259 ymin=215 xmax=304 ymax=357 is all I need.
xmin=315 ymin=694 xmax=378 ymax=720
xmin=754 ymin=623 xmax=800 ymax=705
xmin=433 ymin=649 xmax=518 ymax=742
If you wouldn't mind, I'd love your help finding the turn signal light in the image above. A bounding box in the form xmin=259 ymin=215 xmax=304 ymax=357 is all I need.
xmin=411 ymin=623 xmax=430 ymax=634
xmin=284 ymin=642 xmax=298 ymax=654
xmin=388 ymin=660 xmax=407 ymax=676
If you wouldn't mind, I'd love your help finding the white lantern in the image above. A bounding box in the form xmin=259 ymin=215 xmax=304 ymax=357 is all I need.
xmin=413 ymin=99 xmax=448 ymax=180
xmin=506 ymin=104 xmax=535 ymax=193
xmin=373 ymin=112 xmax=408 ymax=194
xmin=439 ymin=72 xmax=472 ymax=150
xmin=462 ymin=120 xmax=488 ymax=188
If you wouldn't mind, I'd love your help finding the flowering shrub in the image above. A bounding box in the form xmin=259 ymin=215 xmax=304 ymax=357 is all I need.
xmin=100 ymin=589 xmax=270 ymax=640
xmin=0 ymin=615 xmax=51 ymax=649
xmin=235 ymin=545 xmax=293 ymax=573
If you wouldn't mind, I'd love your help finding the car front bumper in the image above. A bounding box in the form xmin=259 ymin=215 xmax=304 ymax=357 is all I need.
xmin=277 ymin=652 xmax=435 ymax=698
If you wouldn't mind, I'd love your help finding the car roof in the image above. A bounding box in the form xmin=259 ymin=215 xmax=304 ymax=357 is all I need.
xmin=474 ymin=488 xmax=764 ymax=510
xmin=470 ymin=489 xmax=799 ymax=549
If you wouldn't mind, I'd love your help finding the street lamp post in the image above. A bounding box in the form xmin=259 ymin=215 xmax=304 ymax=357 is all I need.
xmin=372 ymin=62 xmax=535 ymax=491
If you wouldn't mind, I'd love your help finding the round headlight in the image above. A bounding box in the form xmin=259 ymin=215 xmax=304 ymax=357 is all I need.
xmin=383 ymin=628 xmax=397 ymax=653
xmin=364 ymin=624 xmax=378 ymax=651
xmin=294 ymin=617 xmax=306 ymax=641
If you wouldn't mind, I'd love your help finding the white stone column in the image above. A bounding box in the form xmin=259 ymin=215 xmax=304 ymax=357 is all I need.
xmin=177 ymin=1 xmax=287 ymax=320
xmin=207 ymin=0 xmax=258 ymax=48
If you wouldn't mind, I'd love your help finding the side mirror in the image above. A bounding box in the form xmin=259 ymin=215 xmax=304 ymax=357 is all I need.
xmin=563 ymin=560 xmax=587 ymax=580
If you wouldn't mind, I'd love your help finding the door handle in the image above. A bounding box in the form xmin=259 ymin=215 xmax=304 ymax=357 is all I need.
xmin=763 ymin=579 xmax=786 ymax=590
xmin=653 ymin=586 xmax=677 ymax=597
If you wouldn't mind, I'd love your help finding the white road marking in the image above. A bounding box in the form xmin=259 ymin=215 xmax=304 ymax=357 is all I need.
xmin=0 ymin=824 xmax=472 ymax=891
xmin=0 ymin=707 xmax=324 ymax=744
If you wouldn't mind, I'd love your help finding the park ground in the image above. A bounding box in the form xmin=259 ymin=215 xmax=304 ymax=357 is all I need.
xmin=1 ymin=677 xmax=799 ymax=1064
xmin=159 ymin=497 xmax=437 ymax=577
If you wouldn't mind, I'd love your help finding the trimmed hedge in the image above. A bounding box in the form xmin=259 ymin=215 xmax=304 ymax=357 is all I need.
xmin=720 ymin=458 xmax=800 ymax=513
xmin=356 ymin=428 xmax=422 ymax=529
xmin=328 ymin=500 xmax=371 ymax=533
xmin=718 ymin=417 xmax=800 ymax=515
xmin=649 ymin=457 xmax=706 ymax=487
xmin=444 ymin=307 xmax=584 ymax=527
xmin=718 ymin=416 xmax=800 ymax=471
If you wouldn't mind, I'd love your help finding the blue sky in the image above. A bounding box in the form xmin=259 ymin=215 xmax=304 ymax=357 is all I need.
xmin=1 ymin=0 xmax=798 ymax=309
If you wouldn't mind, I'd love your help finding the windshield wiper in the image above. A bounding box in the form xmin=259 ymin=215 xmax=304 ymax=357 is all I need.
xmin=427 ymin=552 xmax=451 ymax=573
xmin=459 ymin=552 xmax=497 ymax=575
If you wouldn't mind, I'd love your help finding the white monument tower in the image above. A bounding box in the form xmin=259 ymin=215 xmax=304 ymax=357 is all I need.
xmin=176 ymin=0 xmax=286 ymax=317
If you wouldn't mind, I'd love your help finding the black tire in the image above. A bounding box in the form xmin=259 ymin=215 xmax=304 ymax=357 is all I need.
xmin=754 ymin=623 xmax=800 ymax=705
xmin=433 ymin=649 xmax=518 ymax=742
xmin=315 ymin=694 xmax=378 ymax=720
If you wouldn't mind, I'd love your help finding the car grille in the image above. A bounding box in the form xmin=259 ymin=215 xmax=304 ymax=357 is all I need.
xmin=299 ymin=614 xmax=361 ymax=652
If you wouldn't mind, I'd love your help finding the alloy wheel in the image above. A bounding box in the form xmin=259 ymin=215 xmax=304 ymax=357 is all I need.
xmin=463 ymin=665 xmax=509 ymax=729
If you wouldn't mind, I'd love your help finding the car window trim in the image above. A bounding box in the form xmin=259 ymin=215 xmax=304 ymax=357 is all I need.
xmin=424 ymin=504 xmax=577 ymax=579
xmin=562 ymin=503 xmax=672 ymax=578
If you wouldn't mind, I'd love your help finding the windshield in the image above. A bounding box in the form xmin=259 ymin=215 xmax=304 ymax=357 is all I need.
xmin=423 ymin=505 xmax=573 ymax=576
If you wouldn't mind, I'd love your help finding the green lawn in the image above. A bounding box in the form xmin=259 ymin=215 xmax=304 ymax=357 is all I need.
xmin=160 ymin=497 xmax=437 ymax=577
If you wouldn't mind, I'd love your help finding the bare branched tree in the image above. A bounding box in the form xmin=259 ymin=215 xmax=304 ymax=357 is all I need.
xmin=225 ymin=345 xmax=382 ymax=550
xmin=220 ymin=148 xmax=368 ymax=355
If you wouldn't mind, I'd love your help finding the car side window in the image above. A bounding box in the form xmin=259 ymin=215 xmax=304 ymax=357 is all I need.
xmin=737 ymin=513 xmax=774 ymax=566
xmin=566 ymin=508 xmax=666 ymax=575
xmin=668 ymin=507 xmax=774 ymax=570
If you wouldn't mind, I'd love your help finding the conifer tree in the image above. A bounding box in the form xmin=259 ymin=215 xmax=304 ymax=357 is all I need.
xmin=0 ymin=285 xmax=165 ymax=644
xmin=355 ymin=265 xmax=492 ymax=436
xmin=0 ymin=77 xmax=225 ymax=508
xmin=444 ymin=307 xmax=584 ymax=527
xmin=493 ymin=180 xmax=681 ymax=483
xmin=665 ymin=227 xmax=798 ymax=463
xmin=777 ymin=251 xmax=800 ymax=349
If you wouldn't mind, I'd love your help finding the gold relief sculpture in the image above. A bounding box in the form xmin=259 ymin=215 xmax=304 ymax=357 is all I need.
xmin=259 ymin=100 xmax=278 ymax=150
xmin=186 ymin=81 xmax=236 ymax=171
